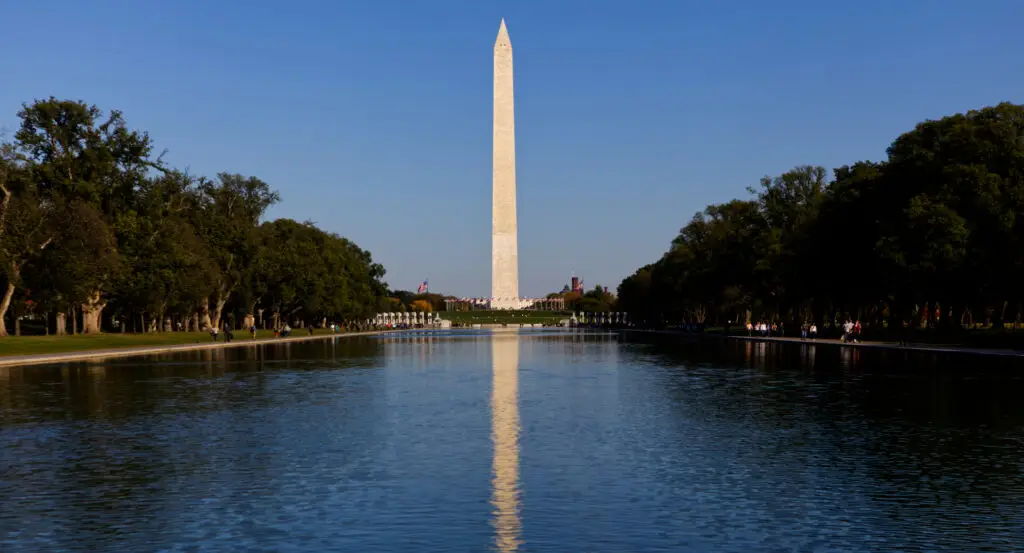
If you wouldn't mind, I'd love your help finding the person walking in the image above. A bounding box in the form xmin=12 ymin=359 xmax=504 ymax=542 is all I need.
xmin=842 ymin=320 xmax=854 ymax=343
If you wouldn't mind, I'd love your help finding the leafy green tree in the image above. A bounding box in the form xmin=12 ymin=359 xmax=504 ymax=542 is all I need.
xmin=0 ymin=97 xmax=388 ymax=337
xmin=194 ymin=173 xmax=279 ymax=330
xmin=0 ymin=148 xmax=54 ymax=336
xmin=12 ymin=98 xmax=158 ymax=333
xmin=580 ymin=285 xmax=616 ymax=313
xmin=250 ymin=219 xmax=386 ymax=329
xmin=389 ymin=289 xmax=416 ymax=308
xmin=617 ymin=265 xmax=653 ymax=324
xmin=620 ymin=102 xmax=1024 ymax=335
xmin=111 ymin=171 xmax=217 ymax=332
xmin=22 ymin=200 xmax=120 ymax=333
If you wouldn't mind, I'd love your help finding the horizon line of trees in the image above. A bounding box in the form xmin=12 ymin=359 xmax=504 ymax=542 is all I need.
xmin=546 ymin=285 xmax=617 ymax=312
xmin=618 ymin=101 xmax=1024 ymax=333
xmin=379 ymin=285 xmax=620 ymax=314
xmin=0 ymin=97 xmax=388 ymax=336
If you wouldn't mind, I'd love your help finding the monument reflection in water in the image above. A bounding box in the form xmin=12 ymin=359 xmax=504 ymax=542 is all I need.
xmin=490 ymin=331 xmax=522 ymax=552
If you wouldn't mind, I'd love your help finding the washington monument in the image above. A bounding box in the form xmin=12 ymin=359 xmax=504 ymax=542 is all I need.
xmin=491 ymin=19 xmax=519 ymax=310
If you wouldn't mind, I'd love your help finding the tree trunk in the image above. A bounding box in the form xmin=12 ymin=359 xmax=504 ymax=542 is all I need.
xmin=243 ymin=302 xmax=255 ymax=330
xmin=192 ymin=311 xmax=200 ymax=333
xmin=0 ymin=281 xmax=14 ymax=337
xmin=997 ymin=300 xmax=1009 ymax=329
xmin=211 ymin=290 xmax=228 ymax=331
xmin=72 ymin=308 xmax=78 ymax=335
xmin=14 ymin=317 xmax=20 ymax=336
xmin=56 ymin=311 xmax=67 ymax=336
xmin=199 ymin=297 xmax=212 ymax=331
xmin=81 ymin=290 xmax=105 ymax=334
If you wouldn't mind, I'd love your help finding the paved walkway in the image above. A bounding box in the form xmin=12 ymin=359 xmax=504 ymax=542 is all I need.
xmin=624 ymin=329 xmax=1024 ymax=358
xmin=0 ymin=330 xmax=397 ymax=369
xmin=730 ymin=334 xmax=1024 ymax=358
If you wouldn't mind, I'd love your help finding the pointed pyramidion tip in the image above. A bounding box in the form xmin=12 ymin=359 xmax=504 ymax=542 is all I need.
xmin=495 ymin=18 xmax=510 ymax=47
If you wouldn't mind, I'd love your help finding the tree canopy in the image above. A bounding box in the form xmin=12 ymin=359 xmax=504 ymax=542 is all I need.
xmin=618 ymin=102 xmax=1024 ymax=333
xmin=0 ymin=97 xmax=388 ymax=336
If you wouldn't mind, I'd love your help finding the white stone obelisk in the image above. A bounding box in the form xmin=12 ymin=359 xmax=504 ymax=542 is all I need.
xmin=491 ymin=18 xmax=519 ymax=310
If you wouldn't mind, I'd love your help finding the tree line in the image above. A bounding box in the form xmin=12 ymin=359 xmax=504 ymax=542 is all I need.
xmin=618 ymin=102 xmax=1024 ymax=336
xmin=379 ymin=286 xmax=617 ymax=314
xmin=382 ymin=291 xmax=446 ymax=313
xmin=0 ymin=98 xmax=387 ymax=336
xmin=546 ymin=286 xmax=617 ymax=313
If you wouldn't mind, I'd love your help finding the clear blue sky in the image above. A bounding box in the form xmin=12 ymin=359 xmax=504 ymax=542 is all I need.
xmin=1 ymin=1 xmax=1021 ymax=297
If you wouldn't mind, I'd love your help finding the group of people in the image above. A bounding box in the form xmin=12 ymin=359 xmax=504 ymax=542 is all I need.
xmin=744 ymin=319 xmax=864 ymax=342
xmin=746 ymin=321 xmax=788 ymax=337
xmin=202 ymin=321 xmax=366 ymax=343
xmin=800 ymin=323 xmax=818 ymax=340
xmin=840 ymin=319 xmax=863 ymax=343
xmin=209 ymin=323 xmax=296 ymax=342
xmin=209 ymin=325 xmax=233 ymax=342
xmin=272 ymin=324 xmax=295 ymax=338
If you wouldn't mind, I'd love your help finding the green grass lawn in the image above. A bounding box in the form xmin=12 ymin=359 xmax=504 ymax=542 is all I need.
xmin=0 ymin=329 xmax=337 ymax=358
xmin=439 ymin=310 xmax=569 ymax=325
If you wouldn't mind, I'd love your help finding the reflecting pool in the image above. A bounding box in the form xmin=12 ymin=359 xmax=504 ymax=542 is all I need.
xmin=1 ymin=330 xmax=1023 ymax=551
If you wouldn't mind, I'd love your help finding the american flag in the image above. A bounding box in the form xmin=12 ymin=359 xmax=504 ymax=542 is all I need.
xmin=417 ymin=279 xmax=428 ymax=294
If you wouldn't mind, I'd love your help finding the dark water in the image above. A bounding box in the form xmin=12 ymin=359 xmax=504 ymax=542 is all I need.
xmin=2 ymin=330 xmax=1024 ymax=552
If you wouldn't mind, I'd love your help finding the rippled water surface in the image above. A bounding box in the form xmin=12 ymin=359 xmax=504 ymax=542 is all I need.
xmin=2 ymin=330 xmax=1024 ymax=552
